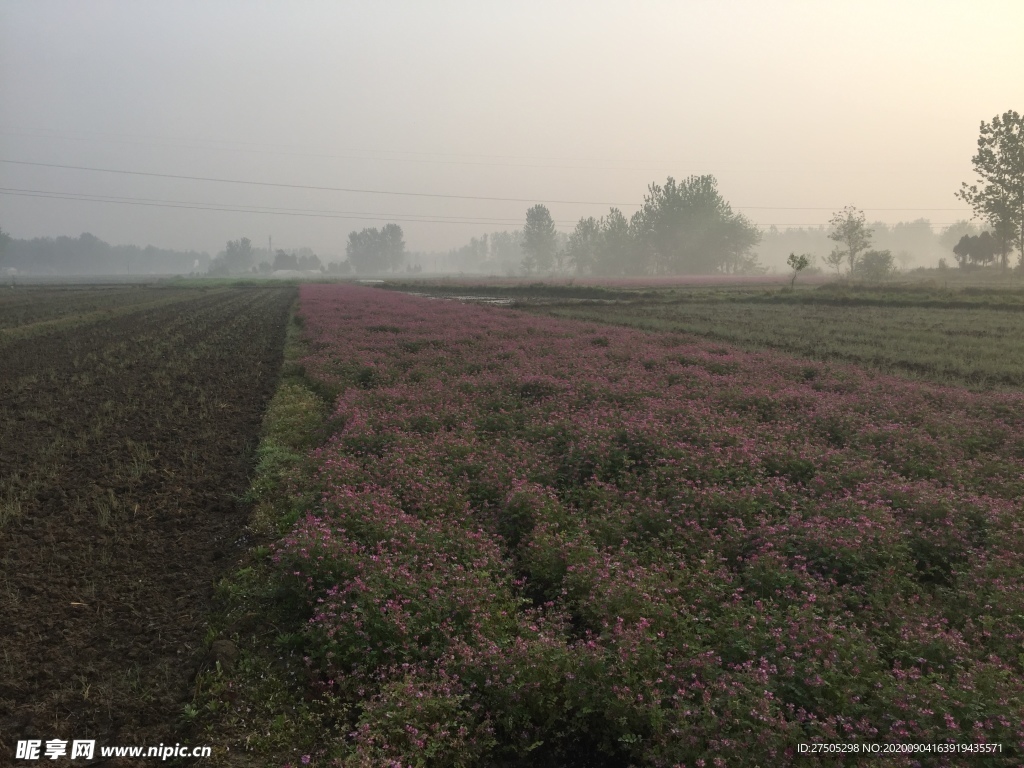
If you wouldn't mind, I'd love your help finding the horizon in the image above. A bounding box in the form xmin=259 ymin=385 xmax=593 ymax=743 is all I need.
xmin=2 ymin=1 xmax=1020 ymax=263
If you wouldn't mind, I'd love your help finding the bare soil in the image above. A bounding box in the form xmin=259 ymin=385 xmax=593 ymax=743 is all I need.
xmin=0 ymin=286 xmax=294 ymax=765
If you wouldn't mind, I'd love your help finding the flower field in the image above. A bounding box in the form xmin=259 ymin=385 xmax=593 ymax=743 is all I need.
xmin=274 ymin=283 xmax=1024 ymax=766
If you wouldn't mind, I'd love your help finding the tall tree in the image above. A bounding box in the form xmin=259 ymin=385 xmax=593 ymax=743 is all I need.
xmin=599 ymin=208 xmax=636 ymax=275
xmin=566 ymin=208 xmax=638 ymax=276
xmin=828 ymin=207 xmax=872 ymax=274
xmin=346 ymin=228 xmax=381 ymax=274
xmin=566 ymin=216 xmax=600 ymax=275
xmin=346 ymin=225 xmax=405 ymax=273
xmin=380 ymin=223 xmax=406 ymax=272
xmin=956 ymin=110 xmax=1024 ymax=269
xmin=223 ymin=237 xmax=254 ymax=273
xmin=633 ymin=175 xmax=760 ymax=274
xmin=521 ymin=204 xmax=558 ymax=274
xmin=0 ymin=226 xmax=10 ymax=268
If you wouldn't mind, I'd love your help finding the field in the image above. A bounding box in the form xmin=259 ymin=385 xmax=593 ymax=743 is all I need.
xmin=0 ymin=285 xmax=293 ymax=759
xmin=5 ymin=278 xmax=1023 ymax=767
xmin=197 ymin=282 xmax=1024 ymax=767
xmin=531 ymin=283 xmax=1024 ymax=390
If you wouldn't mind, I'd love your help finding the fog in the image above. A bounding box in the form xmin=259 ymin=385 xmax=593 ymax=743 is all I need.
xmin=1 ymin=1 xmax=1021 ymax=274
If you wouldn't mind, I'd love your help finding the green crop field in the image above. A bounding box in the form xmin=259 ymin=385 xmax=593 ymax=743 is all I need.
xmin=525 ymin=283 xmax=1024 ymax=390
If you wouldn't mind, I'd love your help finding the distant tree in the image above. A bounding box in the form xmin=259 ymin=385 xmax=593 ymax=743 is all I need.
xmin=273 ymin=249 xmax=299 ymax=270
xmin=787 ymin=252 xmax=811 ymax=287
xmin=324 ymin=260 xmax=352 ymax=275
xmin=223 ymin=237 xmax=255 ymax=273
xmin=599 ymin=208 xmax=636 ymax=275
xmin=956 ymin=110 xmax=1024 ymax=269
xmin=828 ymin=207 xmax=872 ymax=274
xmin=488 ymin=230 xmax=524 ymax=272
xmin=521 ymin=205 xmax=559 ymax=274
xmin=566 ymin=216 xmax=600 ymax=275
xmin=938 ymin=220 xmax=980 ymax=252
xmin=345 ymin=225 xmax=404 ymax=273
xmin=859 ymin=249 xmax=895 ymax=281
xmin=953 ymin=232 xmax=999 ymax=268
xmin=824 ymin=248 xmax=846 ymax=277
xmin=894 ymin=250 xmax=914 ymax=271
xmin=380 ymin=223 xmax=406 ymax=272
xmin=977 ymin=231 xmax=999 ymax=267
xmin=952 ymin=235 xmax=973 ymax=268
xmin=0 ymin=226 xmax=10 ymax=268
xmin=633 ymin=175 xmax=760 ymax=274
xmin=346 ymin=229 xmax=379 ymax=273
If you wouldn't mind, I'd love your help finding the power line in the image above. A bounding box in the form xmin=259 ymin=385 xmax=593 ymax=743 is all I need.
xmin=0 ymin=158 xmax=974 ymax=213
xmin=0 ymin=188 xmax=968 ymax=233
xmin=0 ymin=159 xmax=640 ymax=206
xmin=0 ymin=188 xmax=575 ymax=227
xmin=0 ymin=130 xmax=705 ymax=173
xmin=0 ymin=186 xmax=557 ymax=224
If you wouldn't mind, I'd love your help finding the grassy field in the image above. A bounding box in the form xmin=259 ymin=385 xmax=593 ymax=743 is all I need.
xmin=498 ymin=281 xmax=1024 ymax=390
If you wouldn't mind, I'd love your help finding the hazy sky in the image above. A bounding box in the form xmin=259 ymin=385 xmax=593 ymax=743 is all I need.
xmin=1 ymin=0 xmax=1021 ymax=258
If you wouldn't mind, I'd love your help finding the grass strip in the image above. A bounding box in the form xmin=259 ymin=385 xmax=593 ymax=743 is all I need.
xmin=190 ymin=304 xmax=334 ymax=767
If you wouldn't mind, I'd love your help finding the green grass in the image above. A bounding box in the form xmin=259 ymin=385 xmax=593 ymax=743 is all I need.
xmin=194 ymin=305 xmax=337 ymax=766
xmin=524 ymin=282 xmax=1024 ymax=390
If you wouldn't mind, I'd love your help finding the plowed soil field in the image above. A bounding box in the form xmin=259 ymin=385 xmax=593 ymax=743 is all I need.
xmin=0 ymin=285 xmax=294 ymax=764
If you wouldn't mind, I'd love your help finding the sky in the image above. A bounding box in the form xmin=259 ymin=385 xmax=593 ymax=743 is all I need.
xmin=1 ymin=0 xmax=1021 ymax=259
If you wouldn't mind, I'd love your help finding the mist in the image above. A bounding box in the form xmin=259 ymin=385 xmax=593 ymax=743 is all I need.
xmin=1 ymin=1 xmax=1021 ymax=273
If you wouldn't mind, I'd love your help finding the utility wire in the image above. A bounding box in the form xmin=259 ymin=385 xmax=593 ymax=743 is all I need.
xmin=0 ymin=186 xmax=558 ymax=224
xmin=0 ymin=188 xmax=577 ymax=227
xmin=0 ymin=159 xmax=974 ymax=212
xmin=0 ymin=159 xmax=639 ymax=206
xmin=0 ymin=188 xmax=967 ymax=230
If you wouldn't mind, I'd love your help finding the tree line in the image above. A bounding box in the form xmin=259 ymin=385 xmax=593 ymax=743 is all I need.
xmin=449 ymin=109 xmax=1023 ymax=280
xmin=519 ymin=175 xmax=763 ymax=277
xmin=204 ymin=226 xmax=410 ymax=277
xmin=0 ymin=231 xmax=210 ymax=275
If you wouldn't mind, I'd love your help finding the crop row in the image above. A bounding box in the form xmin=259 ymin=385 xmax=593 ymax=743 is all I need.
xmin=0 ymin=284 xmax=207 ymax=331
xmin=275 ymin=284 xmax=1024 ymax=766
xmin=543 ymin=292 xmax=1024 ymax=390
xmin=0 ymin=286 xmax=294 ymax=750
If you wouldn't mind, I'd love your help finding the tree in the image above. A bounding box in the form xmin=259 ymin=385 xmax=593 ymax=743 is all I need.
xmin=952 ymin=235 xmax=973 ymax=268
xmin=566 ymin=216 xmax=600 ymax=275
xmin=599 ymin=208 xmax=636 ymax=275
xmin=346 ymin=225 xmax=405 ymax=274
xmin=633 ymin=175 xmax=760 ymax=274
xmin=273 ymin=249 xmax=299 ymax=270
xmin=566 ymin=208 xmax=638 ymax=276
xmin=956 ymin=110 xmax=1024 ymax=269
xmin=953 ymin=232 xmax=998 ymax=268
xmin=221 ymin=237 xmax=254 ymax=273
xmin=828 ymin=207 xmax=872 ymax=274
xmin=0 ymin=226 xmax=10 ymax=268
xmin=521 ymin=204 xmax=558 ymax=274
xmin=939 ymin=220 xmax=983 ymax=253
xmin=346 ymin=229 xmax=381 ymax=273
xmin=859 ymin=249 xmax=895 ymax=281
xmin=823 ymin=248 xmax=846 ymax=277
xmin=787 ymin=252 xmax=811 ymax=287
xmin=380 ymin=223 xmax=406 ymax=272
